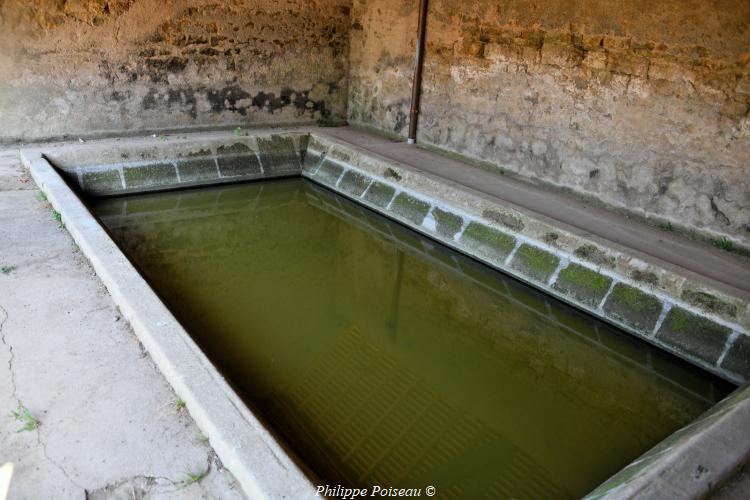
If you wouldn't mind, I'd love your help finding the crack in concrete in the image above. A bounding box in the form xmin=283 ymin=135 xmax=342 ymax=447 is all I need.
xmin=0 ymin=304 xmax=18 ymax=404
xmin=36 ymin=429 xmax=87 ymax=492
xmin=0 ymin=303 xmax=86 ymax=494
xmin=83 ymin=450 xmax=219 ymax=499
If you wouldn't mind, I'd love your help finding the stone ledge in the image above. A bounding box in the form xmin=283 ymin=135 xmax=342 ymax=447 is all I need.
xmin=303 ymin=132 xmax=750 ymax=386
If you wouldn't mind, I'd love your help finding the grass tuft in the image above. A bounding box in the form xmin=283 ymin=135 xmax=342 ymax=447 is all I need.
xmin=233 ymin=126 xmax=242 ymax=136
xmin=712 ymin=237 xmax=734 ymax=251
xmin=52 ymin=210 xmax=64 ymax=229
xmin=658 ymin=221 xmax=673 ymax=232
xmin=174 ymin=398 xmax=186 ymax=412
xmin=181 ymin=466 xmax=208 ymax=487
xmin=38 ymin=192 xmax=48 ymax=202
xmin=10 ymin=404 xmax=40 ymax=432
xmin=1 ymin=265 xmax=16 ymax=275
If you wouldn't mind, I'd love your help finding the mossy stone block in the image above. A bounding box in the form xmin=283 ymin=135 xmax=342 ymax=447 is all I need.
xmin=123 ymin=163 xmax=177 ymax=190
xmin=314 ymin=159 xmax=344 ymax=186
xmin=553 ymin=263 xmax=612 ymax=307
xmin=510 ymin=244 xmax=560 ymax=283
xmin=432 ymin=207 xmax=463 ymax=239
xmin=81 ymin=169 xmax=122 ymax=195
xmin=257 ymin=135 xmax=301 ymax=174
xmin=656 ymin=306 xmax=732 ymax=364
xmin=681 ymin=290 xmax=738 ymax=319
xmin=603 ymin=283 xmax=663 ymax=332
xmin=177 ymin=158 xmax=219 ymax=183
xmin=389 ymin=192 xmax=430 ymax=225
xmin=302 ymin=150 xmax=324 ymax=173
xmin=338 ymin=170 xmax=371 ymax=197
xmin=217 ymin=154 xmax=262 ymax=177
xmin=459 ymin=222 xmax=516 ymax=262
xmin=363 ymin=181 xmax=396 ymax=209
xmin=720 ymin=334 xmax=750 ymax=380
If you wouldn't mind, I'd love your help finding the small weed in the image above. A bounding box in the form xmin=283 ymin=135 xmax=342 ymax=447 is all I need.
xmin=659 ymin=221 xmax=673 ymax=232
xmin=233 ymin=126 xmax=242 ymax=136
xmin=38 ymin=192 xmax=48 ymax=202
xmin=1 ymin=265 xmax=16 ymax=275
xmin=197 ymin=432 xmax=209 ymax=444
xmin=10 ymin=404 xmax=40 ymax=432
xmin=174 ymin=398 xmax=186 ymax=412
xmin=181 ymin=467 xmax=208 ymax=487
xmin=159 ymin=134 xmax=167 ymax=142
xmin=713 ymin=237 xmax=734 ymax=251
xmin=52 ymin=210 xmax=64 ymax=229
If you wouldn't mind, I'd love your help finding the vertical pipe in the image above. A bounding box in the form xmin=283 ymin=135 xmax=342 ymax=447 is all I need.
xmin=407 ymin=0 xmax=429 ymax=145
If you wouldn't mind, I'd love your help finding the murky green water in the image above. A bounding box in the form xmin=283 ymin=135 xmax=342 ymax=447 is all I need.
xmin=93 ymin=178 xmax=733 ymax=499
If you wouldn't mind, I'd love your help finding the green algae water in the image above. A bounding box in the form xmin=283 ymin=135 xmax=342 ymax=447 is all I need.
xmin=93 ymin=178 xmax=733 ymax=499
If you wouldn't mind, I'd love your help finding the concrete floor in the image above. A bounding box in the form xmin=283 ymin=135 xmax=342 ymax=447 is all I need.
xmin=0 ymin=149 xmax=244 ymax=498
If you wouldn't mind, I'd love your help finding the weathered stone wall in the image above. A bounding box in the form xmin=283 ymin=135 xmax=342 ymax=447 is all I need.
xmin=0 ymin=0 xmax=351 ymax=142
xmin=347 ymin=0 xmax=750 ymax=247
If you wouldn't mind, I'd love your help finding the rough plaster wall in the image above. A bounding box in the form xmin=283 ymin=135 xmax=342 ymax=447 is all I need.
xmin=348 ymin=0 xmax=750 ymax=247
xmin=0 ymin=0 xmax=352 ymax=142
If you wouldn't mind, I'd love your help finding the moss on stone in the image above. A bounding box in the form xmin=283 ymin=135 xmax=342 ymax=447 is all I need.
xmin=431 ymin=207 xmax=463 ymax=239
xmin=510 ymin=244 xmax=560 ymax=283
xmin=603 ymin=283 xmax=663 ymax=332
xmin=363 ymin=181 xmax=396 ymax=208
xmin=482 ymin=209 xmax=524 ymax=231
xmin=657 ymin=306 xmax=732 ymax=363
xmin=542 ymin=232 xmax=559 ymax=245
xmin=553 ymin=263 xmax=613 ymax=307
xmin=216 ymin=143 xmax=250 ymax=155
xmin=314 ymin=159 xmax=344 ymax=186
xmin=123 ymin=163 xmax=177 ymax=190
xmin=720 ymin=334 xmax=750 ymax=379
xmin=459 ymin=222 xmax=516 ymax=262
xmin=177 ymin=158 xmax=219 ymax=182
xmin=389 ymin=192 xmax=430 ymax=225
xmin=630 ymin=269 xmax=659 ymax=286
xmin=257 ymin=135 xmax=300 ymax=173
xmin=338 ymin=170 xmax=371 ymax=197
xmin=217 ymin=154 xmax=262 ymax=177
xmin=383 ymin=167 xmax=402 ymax=181
xmin=81 ymin=169 xmax=122 ymax=195
xmin=681 ymin=289 xmax=737 ymax=319
xmin=573 ymin=243 xmax=616 ymax=269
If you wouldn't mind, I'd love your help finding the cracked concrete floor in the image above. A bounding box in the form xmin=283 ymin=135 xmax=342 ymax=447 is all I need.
xmin=0 ymin=148 xmax=245 ymax=499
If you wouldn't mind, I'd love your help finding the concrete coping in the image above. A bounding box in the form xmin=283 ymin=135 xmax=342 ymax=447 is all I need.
xmin=19 ymin=128 xmax=750 ymax=499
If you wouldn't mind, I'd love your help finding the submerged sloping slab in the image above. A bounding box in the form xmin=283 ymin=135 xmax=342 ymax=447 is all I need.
xmin=584 ymin=383 xmax=750 ymax=499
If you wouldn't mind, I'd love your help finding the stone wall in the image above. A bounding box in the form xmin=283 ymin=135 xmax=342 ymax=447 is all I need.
xmin=347 ymin=0 xmax=750 ymax=248
xmin=0 ymin=0 xmax=351 ymax=142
